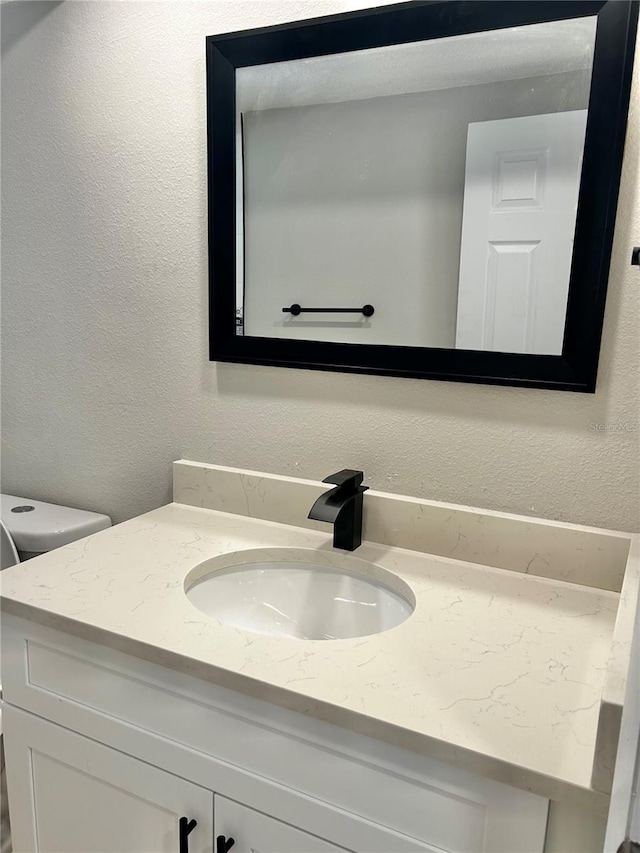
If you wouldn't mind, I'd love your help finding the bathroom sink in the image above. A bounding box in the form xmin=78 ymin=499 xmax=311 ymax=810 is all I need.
xmin=184 ymin=548 xmax=415 ymax=640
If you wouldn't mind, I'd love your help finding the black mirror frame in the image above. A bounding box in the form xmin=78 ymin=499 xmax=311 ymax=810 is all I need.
xmin=206 ymin=0 xmax=638 ymax=392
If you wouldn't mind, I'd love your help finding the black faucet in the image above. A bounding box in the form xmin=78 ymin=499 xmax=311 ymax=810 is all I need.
xmin=308 ymin=469 xmax=369 ymax=551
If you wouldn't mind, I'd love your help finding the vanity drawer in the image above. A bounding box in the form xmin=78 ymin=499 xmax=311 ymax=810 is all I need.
xmin=2 ymin=614 xmax=548 ymax=853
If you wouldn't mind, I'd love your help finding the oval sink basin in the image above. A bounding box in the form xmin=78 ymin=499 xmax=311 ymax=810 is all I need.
xmin=184 ymin=549 xmax=415 ymax=641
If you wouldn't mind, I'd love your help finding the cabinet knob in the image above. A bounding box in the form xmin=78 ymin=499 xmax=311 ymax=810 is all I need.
xmin=179 ymin=817 xmax=197 ymax=853
xmin=217 ymin=835 xmax=236 ymax=853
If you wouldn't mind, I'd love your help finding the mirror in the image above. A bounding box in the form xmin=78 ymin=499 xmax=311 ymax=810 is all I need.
xmin=207 ymin=1 xmax=638 ymax=390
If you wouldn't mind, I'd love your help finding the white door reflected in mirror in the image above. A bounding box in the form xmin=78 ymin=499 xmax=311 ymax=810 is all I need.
xmin=456 ymin=110 xmax=587 ymax=355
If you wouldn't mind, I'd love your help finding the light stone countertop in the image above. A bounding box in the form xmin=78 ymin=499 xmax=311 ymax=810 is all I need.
xmin=0 ymin=494 xmax=631 ymax=810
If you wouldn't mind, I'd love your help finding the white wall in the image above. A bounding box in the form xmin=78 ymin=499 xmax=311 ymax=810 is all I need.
xmin=242 ymin=72 xmax=589 ymax=345
xmin=1 ymin=0 xmax=639 ymax=533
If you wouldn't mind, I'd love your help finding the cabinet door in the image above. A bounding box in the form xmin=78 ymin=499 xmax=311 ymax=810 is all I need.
xmin=3 ymin=707 xmax=214 ymax=853
xmin=214 ymin=796 xmax=353 ymax=853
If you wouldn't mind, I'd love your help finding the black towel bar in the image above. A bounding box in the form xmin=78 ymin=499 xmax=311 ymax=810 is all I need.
xmin=283 ymin=304 xmax=374 ymax=317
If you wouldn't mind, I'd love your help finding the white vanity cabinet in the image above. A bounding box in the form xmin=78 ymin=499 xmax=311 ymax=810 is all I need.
xmin=2 ymin=615 xmax=549 ymax=853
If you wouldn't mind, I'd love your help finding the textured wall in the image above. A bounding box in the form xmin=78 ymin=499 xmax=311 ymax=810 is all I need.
xmin=1 ymin=0 xmax=639 ymax=531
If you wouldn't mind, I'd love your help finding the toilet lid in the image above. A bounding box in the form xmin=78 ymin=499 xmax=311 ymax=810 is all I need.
xmin=0 ymin=520 xmax=19 ymax=569
xmin=1 ymin=494 xmax=111 ymax=552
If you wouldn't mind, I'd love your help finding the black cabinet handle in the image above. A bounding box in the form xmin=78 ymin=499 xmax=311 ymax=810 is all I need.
xmin=179 ymin=817 xmax=197 ymax=853
xmin=217 ymin=836 xmax=236 ymax=853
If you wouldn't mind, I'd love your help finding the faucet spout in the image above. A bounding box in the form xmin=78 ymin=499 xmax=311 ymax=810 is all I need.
xmin=308 ymin=470 xmax=368 ymax=551
xmin=307 ymin=487 xmax=346 ymax=523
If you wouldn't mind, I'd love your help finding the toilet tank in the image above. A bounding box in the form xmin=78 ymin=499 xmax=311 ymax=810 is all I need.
xmin=0 ymin=494 xmax=111 ymax=561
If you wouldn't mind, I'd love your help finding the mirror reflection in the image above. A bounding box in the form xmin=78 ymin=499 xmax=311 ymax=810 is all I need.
xmin=235 ymin=17 xmax=596 ymax=355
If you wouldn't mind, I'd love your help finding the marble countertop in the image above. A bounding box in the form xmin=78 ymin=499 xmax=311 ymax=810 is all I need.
xmin=2 ymin=469 xmax=637 ymax=809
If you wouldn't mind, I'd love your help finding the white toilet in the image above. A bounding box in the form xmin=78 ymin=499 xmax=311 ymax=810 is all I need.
xmin=0 ymin=493 xmax=111 ymax=568
xmin=0 ymin=493 xmax=111 ymax=853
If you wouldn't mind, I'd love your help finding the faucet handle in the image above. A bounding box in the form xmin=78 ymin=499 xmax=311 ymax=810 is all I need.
xmin=322 ymin=469 xmax=366 ymax=490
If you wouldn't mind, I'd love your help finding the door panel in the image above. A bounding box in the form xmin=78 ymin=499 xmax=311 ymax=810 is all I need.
xmin=456 ymin=110 xmax=587 ymax=355
xmin=214 ymin=796 xmax=352 ymax=853
xmin=3 ymin=708 xmax=213 ymax=853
